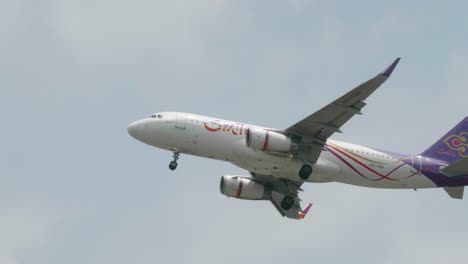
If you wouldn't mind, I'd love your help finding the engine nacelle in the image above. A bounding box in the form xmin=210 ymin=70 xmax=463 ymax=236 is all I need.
xmin=220 ymin=175 xmax=270 ymax=200
xmin=246 ymin=128 xmax=296 ymax=153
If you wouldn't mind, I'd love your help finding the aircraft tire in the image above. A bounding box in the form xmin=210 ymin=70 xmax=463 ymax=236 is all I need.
xmin=281 ymin=195 xmax=294 ymax=210
xmin=299 ymin=164 xmax=312 ymax=180
xmin=169 ymin=161 xmax=178 ymax=170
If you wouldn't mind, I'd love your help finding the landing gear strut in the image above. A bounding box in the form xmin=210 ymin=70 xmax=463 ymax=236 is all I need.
xmin=299 ymin=164 xmax=313 ymax=180
xmin=169 ymin=149 xmax=180 ymax=170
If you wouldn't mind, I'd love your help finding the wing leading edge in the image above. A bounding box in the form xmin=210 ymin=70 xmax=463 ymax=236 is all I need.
xmin=241 ymin=59 xmax=400 ymax=220
xmin=285 ymin=58 xmax=401 ymax=163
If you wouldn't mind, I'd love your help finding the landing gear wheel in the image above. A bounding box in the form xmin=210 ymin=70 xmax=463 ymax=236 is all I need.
xmin=169 ymin=161 xmax=178 ymax=170
xmin=169 ymin=149 xmax=180 ymax=171
xmin=299 ymin=164 xmax=313 ymax=180
xmin=281 ymin=195 xmax=294 ymax=210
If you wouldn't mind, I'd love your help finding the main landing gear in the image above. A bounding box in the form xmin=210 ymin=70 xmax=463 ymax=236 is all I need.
xmin=281 ymin=195 xmax=294 ymax=210
xmin=169 ymin=149 xmax=180 ymax=170
xmin=299 ymin=164 xmax=313 ymax=180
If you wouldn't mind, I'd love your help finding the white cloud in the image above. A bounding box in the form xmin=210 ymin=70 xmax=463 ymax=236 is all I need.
xmin=0 ymin=201 xmax=62 ymax=264
xmin=446 ymin=48 xmax=468 ymax=112
xmin=0 ymin=255 xmax=18 ymax=264
xmin=387 ymin=233 xmax=468 ymax=264
xmin=54 ymin=0 xmax=226 ymax=58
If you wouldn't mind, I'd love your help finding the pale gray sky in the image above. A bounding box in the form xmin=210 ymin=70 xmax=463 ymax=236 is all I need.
xmin=2 ymin=1 xmax=468 ymax=263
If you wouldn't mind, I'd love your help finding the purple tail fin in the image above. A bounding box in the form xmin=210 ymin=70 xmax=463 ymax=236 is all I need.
xmin=421 ymin=117 xmax=468 ymax=164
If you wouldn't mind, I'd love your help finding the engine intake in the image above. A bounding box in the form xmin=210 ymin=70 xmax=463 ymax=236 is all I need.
xmin=246 ymin=128 xmax=296 ymax=153
xmin=220 ymin=175 xmax=270 ymax=200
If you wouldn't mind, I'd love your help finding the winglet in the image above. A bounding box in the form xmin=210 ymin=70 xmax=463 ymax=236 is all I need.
xmin=299 ymin=203 xmax=313 ymax=220
xmin=382 ymin=57 xmax=401 ymax=77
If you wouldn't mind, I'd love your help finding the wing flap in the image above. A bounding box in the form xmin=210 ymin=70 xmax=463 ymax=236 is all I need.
xmin=252 ymin=173 xmax=312 ymax=220
xmin=271 ymin=191 xmax=303 ymax=220
xmin=270 ymin=197 xmax=286 ymax=217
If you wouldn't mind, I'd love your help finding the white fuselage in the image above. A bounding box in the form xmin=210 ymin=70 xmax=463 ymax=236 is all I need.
xmin=128 ymin=112 xmax=437 ymax=189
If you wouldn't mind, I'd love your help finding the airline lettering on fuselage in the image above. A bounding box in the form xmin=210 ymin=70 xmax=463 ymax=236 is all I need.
xmin=204 ymin=120 xmax=246 ymax=136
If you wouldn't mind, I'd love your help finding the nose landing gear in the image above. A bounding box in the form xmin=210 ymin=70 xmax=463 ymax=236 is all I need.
xmin=169 ymin=149 xmax=180 ymax=170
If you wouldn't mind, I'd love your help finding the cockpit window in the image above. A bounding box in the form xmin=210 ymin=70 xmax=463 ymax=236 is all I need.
xmin=150 ymin=114 xmax=163 ymax=118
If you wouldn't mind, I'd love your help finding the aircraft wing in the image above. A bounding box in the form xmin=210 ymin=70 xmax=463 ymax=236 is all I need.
xmin=251 ymin=173 xmax=312 ymax=220
xmin=285 ymin=58 xmax=400 ymax=163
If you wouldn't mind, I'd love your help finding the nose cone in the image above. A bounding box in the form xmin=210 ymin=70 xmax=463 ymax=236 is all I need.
xmin=127 ymin=121 xmax=141 ymax=139
xmin=128 ymin=118 xmax=154 ymax=144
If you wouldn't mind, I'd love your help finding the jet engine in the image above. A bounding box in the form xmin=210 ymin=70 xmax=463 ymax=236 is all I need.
xmin=220 ymin=175 xmax=271 ymax=200
xmin=245 ymin=128 xmax=296 ymax=153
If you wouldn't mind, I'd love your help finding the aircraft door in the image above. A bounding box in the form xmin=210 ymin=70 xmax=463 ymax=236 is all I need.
xmin=175 ymin=112 xmax=186 ymax=129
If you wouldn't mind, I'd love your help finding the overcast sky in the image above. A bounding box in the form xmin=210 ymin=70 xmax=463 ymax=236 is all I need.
xmin=2 ymin=0 xmax=468 ymax=263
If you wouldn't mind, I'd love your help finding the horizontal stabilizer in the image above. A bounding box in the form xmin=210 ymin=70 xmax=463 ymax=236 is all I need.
xmin=443 ymin=186 xmax=464 ymax=199
xmin=441 ymin=156 xmax=468 ymax=176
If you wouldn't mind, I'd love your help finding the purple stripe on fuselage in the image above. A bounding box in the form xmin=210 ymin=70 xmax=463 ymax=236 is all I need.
xmin=369 ymin=147 xmax=468 ymax=187
xmin=325 ymin=146 xmax=368 ymax=179
xmin=371 ymin=163 xmax=406 ymax=182
xmin=327 ymin=144 xmax=468 ymax=186
xmin=415 ymin=159 xmax=468 ymax=187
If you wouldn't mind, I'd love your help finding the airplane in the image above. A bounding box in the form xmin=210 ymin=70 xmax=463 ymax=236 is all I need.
xmin=128 ymin=58 xmax=468 ymax=220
